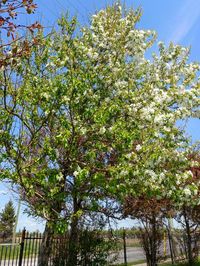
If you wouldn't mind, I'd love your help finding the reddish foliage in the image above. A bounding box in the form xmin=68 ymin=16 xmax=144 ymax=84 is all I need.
xmin=0 ymin=0 xmax=42 ymax=68
xmin=123 ymin=195 xmax=173 ymax=220
xmin=189 ymin=153 xmax=200 ymax=181
xmin=0 ymin=0 xmax=40 ymax=36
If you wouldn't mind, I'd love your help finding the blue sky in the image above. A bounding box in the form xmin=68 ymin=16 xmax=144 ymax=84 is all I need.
xmin=1 ymin=0 xmax=200 ymax=232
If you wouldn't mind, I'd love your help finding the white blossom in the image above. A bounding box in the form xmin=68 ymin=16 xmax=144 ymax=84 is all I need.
xmin=183 ymin=188 xmax=192 ymax=197
xmin=136 ymin=144 xmax=142 ymax=151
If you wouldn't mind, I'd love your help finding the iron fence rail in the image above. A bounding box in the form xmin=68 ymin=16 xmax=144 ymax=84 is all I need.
xmin=0 ymin=229 xmax=70 ymax=266
xmin=0 ymin=243 xmax=20 ymax=266
xmin=0 ymin=229 xmax=42 ymax=266
xmin=1 ymin=228 xmax=195 ymax=266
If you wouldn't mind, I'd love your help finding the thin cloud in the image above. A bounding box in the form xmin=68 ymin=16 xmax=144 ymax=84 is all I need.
xmin=168 ymin=0 xmax=200 ymax=44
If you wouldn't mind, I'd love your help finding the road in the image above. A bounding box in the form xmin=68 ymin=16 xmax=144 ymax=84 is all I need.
xmin=112 ymin=247 xmax=145 ymax=264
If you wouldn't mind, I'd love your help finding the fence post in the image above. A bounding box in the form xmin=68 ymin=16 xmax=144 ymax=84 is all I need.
xmin=163 ymin=230 xmax=167 ymax=257
xmin=18 ymin=228 xmax=26 ymax=266
xmin=123 ymin=228 xmax=127 ymax=265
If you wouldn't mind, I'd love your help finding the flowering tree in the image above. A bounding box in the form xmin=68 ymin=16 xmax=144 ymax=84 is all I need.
xmin=173 ymin=152 xmax=200 ymax=264
xmin=1 ymin=3 xmax=200 ymax=265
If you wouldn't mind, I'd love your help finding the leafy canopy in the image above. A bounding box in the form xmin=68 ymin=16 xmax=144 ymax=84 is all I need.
xmin=0 ymin=3 xmax=200 ymax=226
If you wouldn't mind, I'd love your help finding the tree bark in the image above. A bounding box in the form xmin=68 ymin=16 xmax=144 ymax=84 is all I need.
xmin=151 ymin=216 xmax=158 ymax=266
xmin=184 ymin=212 xmax=193 ymax=265
xmin=167 ymin=226 xmax=174 ymax=265
xmin=67 ymin=197 xmax=79 ymax=266
xmin=142 ymin=216 xmax=159 ymax=266
xmin=38 ymin=222 xmax=54 ymax=266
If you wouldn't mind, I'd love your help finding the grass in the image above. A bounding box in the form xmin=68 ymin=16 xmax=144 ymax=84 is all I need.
xmin=159 ymin=260 xmax=200 ymax=266
xmin=114 ymin=259 xmax=146 ymax=266
xmin=0 ymin=240 xmax=40 ymax=260
xmin=114 ymin=260 xmax=200 ymax=266
xmin=149 ymin=259 xmax=200 ymax=266
xmin=131 ymin=260 xmax=146 ymax=265
xmin=0 ymin=244 xmax=20 ymax=260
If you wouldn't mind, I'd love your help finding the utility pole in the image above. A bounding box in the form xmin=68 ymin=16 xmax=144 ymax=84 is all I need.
xmin=12 ymin=199 xmax=21 ymax=244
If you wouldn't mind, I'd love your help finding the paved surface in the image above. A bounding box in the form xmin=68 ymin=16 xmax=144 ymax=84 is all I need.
xmin=132 ymin=259 xmax=172 ymax=266
xmin=113 ymin=247 xmax=145 ymax=264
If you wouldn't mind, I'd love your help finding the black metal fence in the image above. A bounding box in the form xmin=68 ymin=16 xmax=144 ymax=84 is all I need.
xmin=0 ymin=229 xmax=72 ymax=266
xmin=0 ymin=228 xmax=148 ymax=266
xmin=1 ymin=227 xmax=199 ymax=266
xmin=0 ymin=242 xmax=20 ymax=266
xmin=1 ymin=230 xmax=118 ymax=266
xmin=0 ymin=229 xmax=42 ymax=266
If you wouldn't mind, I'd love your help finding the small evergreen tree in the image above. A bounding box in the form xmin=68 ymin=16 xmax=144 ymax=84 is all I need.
xmin=0 ymin=201 xmax=16 ymax=240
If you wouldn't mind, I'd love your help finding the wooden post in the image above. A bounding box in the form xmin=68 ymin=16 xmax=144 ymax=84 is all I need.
xmin=18 ymin=228 xmax=26 ymax=266
xmin=123 ymin=228 xmax=127 ymax=265
xmin=163 ymin=230 xmax=167 ymax=257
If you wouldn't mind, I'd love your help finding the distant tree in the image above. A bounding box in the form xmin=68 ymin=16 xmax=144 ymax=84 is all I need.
xmin=123 ymin=196 xmax=172 ymax=266
xmin=0 ymin=200 xmax=16 ymax=240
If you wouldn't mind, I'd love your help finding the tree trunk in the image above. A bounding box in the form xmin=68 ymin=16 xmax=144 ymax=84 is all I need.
xmin=142 ymin=218 xmax=158 ymax=266
xmin=184 ymin=212 xmax=193 ymax=265
xmin=38 ymin=223 xmax=54 ymax=266
xmin=67 ymin=197 xmax=79 ymax=266
xmin=151 ymin=217 xmax=158 ymax=266
xmin=144 ymin=232 xmax=151 ymax=266
xmin=167 ymin=226 xmax=174 ymax=265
